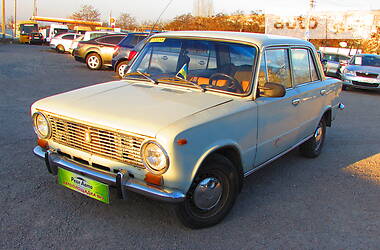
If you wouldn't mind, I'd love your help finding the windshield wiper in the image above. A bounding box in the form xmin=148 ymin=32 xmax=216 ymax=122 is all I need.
xmin=157 ymin=76 xmax=206 ymax=92
xmin=124 ymin=71 xmax=157 ymax=84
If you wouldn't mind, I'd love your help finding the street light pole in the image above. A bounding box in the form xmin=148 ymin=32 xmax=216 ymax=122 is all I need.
xmin=305 ymin=0 xmax=316 ymax=41
xmin=14 ymin=0 xmax=17 ymax=39
xmin=1 ymin=0 xmax=5 ymax=39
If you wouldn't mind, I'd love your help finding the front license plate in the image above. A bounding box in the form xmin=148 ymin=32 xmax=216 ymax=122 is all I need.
xmin=57 ymin=168 xmax=109 ymax=204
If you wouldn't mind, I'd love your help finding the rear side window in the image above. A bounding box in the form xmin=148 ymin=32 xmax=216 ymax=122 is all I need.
xmin=265 ymin=49 xmax=292 ymax=88
xmin=62 ymin=34 xmax=75 ymax=40
xmin=97 ymin=35 xmax=125 ymax=44
xmin=291 ymin=48 xmax=320 ymax=85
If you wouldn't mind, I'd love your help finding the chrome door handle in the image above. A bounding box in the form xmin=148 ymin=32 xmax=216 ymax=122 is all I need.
xmin=292 ymin=99 xmax=301 ymax=105
xmin=320 ymin=89 xmax=327 ymax=95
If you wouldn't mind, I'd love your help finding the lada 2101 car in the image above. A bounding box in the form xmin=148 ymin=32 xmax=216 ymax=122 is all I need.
xmin=32 ymin=31 xmax=344 ymax=228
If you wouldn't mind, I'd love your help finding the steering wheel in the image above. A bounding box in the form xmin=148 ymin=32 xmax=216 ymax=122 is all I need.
xmin=208 ymin=73 xmax=244 ymax=93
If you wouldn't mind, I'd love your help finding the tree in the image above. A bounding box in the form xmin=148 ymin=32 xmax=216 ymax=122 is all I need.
xmin=70 ymin=5 xmax=101 ymax=22
xmin=116 ymin=13 xmax=137 ymax=30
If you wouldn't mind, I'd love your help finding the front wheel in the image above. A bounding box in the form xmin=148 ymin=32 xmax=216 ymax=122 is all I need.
xmin=299 ymin=118 xmax=326 ymax=158
xmin=175 ymin=154 xmax=239 ymax=229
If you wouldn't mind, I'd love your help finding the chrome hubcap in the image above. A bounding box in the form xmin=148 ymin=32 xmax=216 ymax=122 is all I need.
xmin=193 ymin=177 xmax=223 ymax=210
xmin=314 ymin=126 xmax=323 ymax=150
xmin=88 ymin=56 xmax=99 ymax=68
xmin=118 ymin=64 xmax=127 ymax=77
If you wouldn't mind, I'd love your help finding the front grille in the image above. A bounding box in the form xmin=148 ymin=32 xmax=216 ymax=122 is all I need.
xmin=356 ymin=72 xmax=379 ymax=78
xmin=352 ymin=81 xmax=379 ymax=88
xmin=46 ymin=113 xmax=148 ymax=168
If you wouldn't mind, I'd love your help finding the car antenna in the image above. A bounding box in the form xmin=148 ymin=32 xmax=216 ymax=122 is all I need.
xmin=149 ymin=0 xmax=173 ymax=36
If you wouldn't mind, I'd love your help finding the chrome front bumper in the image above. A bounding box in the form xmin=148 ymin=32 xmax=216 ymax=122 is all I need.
xmin=33 ymin=146 xmax=185 ymax=203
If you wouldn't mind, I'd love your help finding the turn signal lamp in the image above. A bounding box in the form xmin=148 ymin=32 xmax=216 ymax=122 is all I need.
xmin=144 ymin=172 xmax=163 ymax=186
xmin=177 ymin=139 xmax=187 ymax=145
xmin=37 ymin=139 xmax=49 ymax=149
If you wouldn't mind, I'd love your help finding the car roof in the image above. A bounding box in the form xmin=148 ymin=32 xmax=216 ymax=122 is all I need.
xmin=353 ymin=54 xmax=380 ymax=57
xmin=323 ymin=52 xmax=350 ymax=57
xmin=150 ymin=31 xmax=314 ymax=48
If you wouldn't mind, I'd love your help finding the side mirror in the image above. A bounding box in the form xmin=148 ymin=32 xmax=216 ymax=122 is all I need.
xmin=258 ymin=82 xmax=286 ymax=98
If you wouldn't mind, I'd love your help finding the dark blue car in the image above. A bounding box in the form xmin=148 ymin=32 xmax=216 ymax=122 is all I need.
xmin=112 ymin=33 xmax=150 ymax=78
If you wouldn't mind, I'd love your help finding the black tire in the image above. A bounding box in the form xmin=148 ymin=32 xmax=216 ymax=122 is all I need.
xmin=56 ymin=45 xmax=65 ymax=53
xmin=342 ymin=85 xmax=347 ymax=90
xmin=300 ymin=118 xmax=326 ymax=158
xmin=116 ymin=61 xmax=129 ymax=78
xmin=176 ymin=154 xmax=239 ymax=229
xmin=86 ymin=53 xmax=102 ymax=70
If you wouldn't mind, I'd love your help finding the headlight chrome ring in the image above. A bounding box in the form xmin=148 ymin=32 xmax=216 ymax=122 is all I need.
xmin=140 ymin=140 xmax=169 ymax=175
xmin=32 ymin=112 xmax=51 ymax=139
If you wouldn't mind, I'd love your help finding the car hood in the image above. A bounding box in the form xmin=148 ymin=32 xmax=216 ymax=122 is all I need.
xmin=346 ymin=65 xmax=380 ymax=74
xmin=32 ymin=80 xmax=233 ymax=137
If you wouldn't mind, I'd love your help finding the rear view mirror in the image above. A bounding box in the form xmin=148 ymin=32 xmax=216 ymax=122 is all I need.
xmin=258 ymin=82 xmax=286 ymax=98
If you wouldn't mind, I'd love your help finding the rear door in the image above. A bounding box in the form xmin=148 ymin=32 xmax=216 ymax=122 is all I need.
xmin=255 ymin=47 xmax=303 ymax=165
xmin=61 ymin=34 xmax=76 ymax=51
xmin=290 ymin=47 xmax=326 ymax=140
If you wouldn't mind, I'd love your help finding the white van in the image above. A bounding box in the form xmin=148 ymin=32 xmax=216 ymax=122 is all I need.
xmin=46 ymin=24 xmax=69 ymax=43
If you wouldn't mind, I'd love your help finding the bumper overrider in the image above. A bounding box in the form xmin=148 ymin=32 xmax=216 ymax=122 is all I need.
xmin=33 ymin=146 xmax=185 ymax=203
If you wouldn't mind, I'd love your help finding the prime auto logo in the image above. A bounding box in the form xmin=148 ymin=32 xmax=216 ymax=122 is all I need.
xmin=71 ymin=176 xmax=93 ymax=189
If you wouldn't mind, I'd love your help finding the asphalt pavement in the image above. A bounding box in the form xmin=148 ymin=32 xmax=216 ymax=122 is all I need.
xmin=0 ymin=44 xmax=379 ymax=249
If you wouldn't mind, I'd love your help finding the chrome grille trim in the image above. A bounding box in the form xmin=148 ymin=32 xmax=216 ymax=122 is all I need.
xmin=45 ymin=113 xmax=149 ymax=168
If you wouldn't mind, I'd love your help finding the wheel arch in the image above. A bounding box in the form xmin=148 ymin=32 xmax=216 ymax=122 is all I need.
xmin=321 ymin=107 xmax=332 ymax=127
xmin=85 ymin=49 xmax=101 ymax=61
xmin=192 ymin=144 xmax=244 ymax=192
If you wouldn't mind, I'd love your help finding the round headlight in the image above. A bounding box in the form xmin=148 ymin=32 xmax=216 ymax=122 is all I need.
xmin=32 ymin=112 xmax=51 ymax=139
xmin=141 ymin=141 xmax=169 ymax=174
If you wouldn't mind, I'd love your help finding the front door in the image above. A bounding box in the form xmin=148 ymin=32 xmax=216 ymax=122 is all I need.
xmin=255 ymin=48 xmax=303 ymax=166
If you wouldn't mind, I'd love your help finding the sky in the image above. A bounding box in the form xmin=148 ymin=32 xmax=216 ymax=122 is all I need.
xmin=4 ymin=0 xmax=380 ymax=23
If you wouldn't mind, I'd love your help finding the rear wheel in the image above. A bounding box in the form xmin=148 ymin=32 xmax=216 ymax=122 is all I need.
xmin=300 ymin=118 xmax=326 ymax=158
xmin=56 ymin=44 xmax=65 ymax=53
xmin=116 ymin=61 xmax=129 ymax=78
xmin=176 ymin=154 xmax=239 ymax=229
xmin=86 ymin=53 xmax=102 ymax=70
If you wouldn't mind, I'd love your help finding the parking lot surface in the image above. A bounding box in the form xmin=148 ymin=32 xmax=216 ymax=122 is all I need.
xmin=1 ymin=44 xmax=379 ymax=249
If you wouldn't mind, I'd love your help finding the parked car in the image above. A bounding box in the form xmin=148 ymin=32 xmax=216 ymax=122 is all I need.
xmin=29 ymin=32 xmax=44 ymax=45
xmin=69 ymin=31 xmax=119 ymax=54
xmin=322 ymin=52 xmax=350 ymax=77
xmin=73 ymin=34 xmax=128 ymax=70
xmin=31 ymin=31 xmax=344 ymax=229
xmin=341 ymin=54 xmax=380 ymax=90
xmin=112 ymin=34 xmax=150 ymax=78
xmin=50 ymin=33 xmax=82 ymax=53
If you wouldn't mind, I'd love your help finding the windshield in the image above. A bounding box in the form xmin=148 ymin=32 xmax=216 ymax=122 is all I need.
xmin=128 ymin=38 xmax=257 ymax=95
xmin=350 ymin=55 xmax=380 ymax=67
xmin=20 ymin=24 xmax=38 ymax=34
xmin=54 ymin=28 xmax=68 ymax=35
